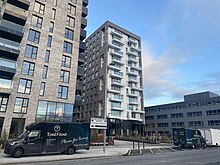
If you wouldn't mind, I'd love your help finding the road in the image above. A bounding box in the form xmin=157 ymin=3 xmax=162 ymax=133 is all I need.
xmin=18 ymin=147 xmax=220 ymax=165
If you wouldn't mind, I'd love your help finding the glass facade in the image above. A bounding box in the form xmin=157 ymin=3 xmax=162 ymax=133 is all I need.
xmin=36 ymin=100 xmax=74 ymax=122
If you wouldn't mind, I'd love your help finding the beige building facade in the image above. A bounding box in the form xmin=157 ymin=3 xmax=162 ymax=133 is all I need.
xmin=0 ymin=0 xmax=88 ymax=138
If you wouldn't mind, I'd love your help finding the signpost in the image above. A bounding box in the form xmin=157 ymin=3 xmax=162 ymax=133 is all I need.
xmin=90 ymin=118 xmax=107 ymax=153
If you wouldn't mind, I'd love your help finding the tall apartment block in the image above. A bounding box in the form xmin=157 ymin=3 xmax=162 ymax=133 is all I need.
xmin=0 ymin=0 xmax=88 ymax=138
xmin=81 ymin=21 xmax=144 ymax=136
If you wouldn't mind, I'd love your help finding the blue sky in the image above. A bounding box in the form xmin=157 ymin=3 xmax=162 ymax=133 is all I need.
xmin=86 ymin=0 xmax=220 ymax=106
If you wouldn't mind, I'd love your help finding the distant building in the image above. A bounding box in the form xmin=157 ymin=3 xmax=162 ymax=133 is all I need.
xmin=81 ymin=21 xmax=145 ymax=136
xmin=145 ymin=91 xmax=220 ymax=136
xmin=0 ymin=0 xmax=88 ymax=137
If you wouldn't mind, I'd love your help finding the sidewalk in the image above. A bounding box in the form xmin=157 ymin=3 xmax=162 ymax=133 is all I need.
xmin=0 ymin=140 xmax=174 ymax=164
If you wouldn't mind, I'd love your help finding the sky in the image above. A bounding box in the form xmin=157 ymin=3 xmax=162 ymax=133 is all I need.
xmin=86 ymin=0 xmax=220 ymax=107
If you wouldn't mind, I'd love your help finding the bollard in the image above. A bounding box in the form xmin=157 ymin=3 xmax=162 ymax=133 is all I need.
xmin=143 ymin=142 xmax=145 ymax=149
xmin=138 ymin=141 xmax=140 ymax=149
xmin=133 ymin=141 xmax=135 ymax=149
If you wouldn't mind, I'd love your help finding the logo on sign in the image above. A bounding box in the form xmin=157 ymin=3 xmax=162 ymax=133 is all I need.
xmin=54 ymin=125 xmax=61 ymax=132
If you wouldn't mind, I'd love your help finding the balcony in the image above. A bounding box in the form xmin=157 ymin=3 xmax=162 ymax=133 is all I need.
xmin=127 ymin=69 xmax=139 ymax=76
xmin=0 ymin=24 xmax=23 ymax=43
xmin=127 ymin=92 xmax=139 ymax=97
xmin=112 ymin=36 xmax=124 ymax=44
xmin=4 ymin=3 xmax=28 ymax=25
xmin=74 ymin=95 xmax=82 ymax=106
xmin=79 ymin=41 xmax=86 ymax=53
xmin=112 ymin=57 xmax=123 ymax=65
xmin=126 ymin=48 xmax=138 ymax=56
xmin=0 ymin=38 xmax=20 ymax=51
xmin=128 ymin=37 xmax=138 ymax=44
xmin=111 ymin=81 xmax=123 ymax=87
xmin=130 ymin=45 xmax=141 ymax=52
xmin=83 ymin=0 xmax=88 ymax=7
xmin=82 ymin=6 xmax=88 ymax=18
xmin=128 ymin=78 xmax=138 ymax=83
xmin=7 ymin=0 xmax=30 ymax=10
xmin=110 ymin=49 xmax=123 ymax=57
xmin=111 ymin=29 xmax=123 ymax=38
xmin=109 ymin=41 xmax=122 ymax=50
xmin=76 ymin=80 xmax=83 ymax=91
xmin=111 ymin=107 xmax=124 ymax=111
xmin=129 ymin=100 xmax=139 ymax=105
xmin=78 ymin=53 xmax=85 ymax=63
xmin=1 ymin=19 xmax=24 ymax=34
xmin=109 ymin=71 xmax=123 ymax=78
xmin=129 ymin=64 xmax=142 ymax=71
xmin=81 ymin=17 xmax=87 ymax=29
xmin=80 ymin=29 xmax=86 ymax=40
xmin=130 ymin=85 xmax=143 ymax=91
xmin=109 ymin=95 xmax=123 ymax=102
xmin=128 ymin=56 xmax=137 ymax=63
xmin=77 ymin=66 xmax=84 ymax=77
xmin=108 ymin=89 xmax=121 ymax=94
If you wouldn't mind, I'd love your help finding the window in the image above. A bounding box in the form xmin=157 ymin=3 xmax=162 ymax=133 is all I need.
xmin=66 ymin=15 xmax=75 ymax=27
xmin=187 ymin=111 xmax=202 ymax=117
xmin=65 ymin=28 xmax=74 ymax=40
xmin=171 ymin=113 xmax=184 ymax=118
xmin=31 ymin=15 xmax=43 ymax=28
xmin=14 ymin=97 xmax=29 ymax=114
xmin=58 ymin=85 xmax=68 ymax=99
xmin=45 ymin=50 xmax=50 ymax=63
xmin=0 ymin=96 xmax=8 ymax=112
xmin=145 ymin=116 xmax=154 ymax=120
xmin=39 ymin=82 xmax=45 ymax=96
xmin=47 ymin=35 xmax=52 ymax=47
xmin=28 ymin=29 xmax=40 ymax=43
xmin=188 ymin=121 xmax=204 ymax=127
xmin=69 ymin=0 xmax=77 ymax=3
xmin=42 ymin=66 xmax=48 ymax=79
xmin=60 ymin=70 xmax=70 ymax=83
xmin=157 ymin=114 xmax=168 ymax=119
xmin=25 ymin=45 xmax=38 ymax=59
xmin=206 ymin=109 xmax=220 ymax=116
xmin=0 ymin=78 xmax=12 ymax=89
xmin=172 ymin=122 xmax=185 ymax=127
xmin=0 ymin=117 xmax=4 ymax=135
xmin=208 ymin=120 xmax=220 ymax=126
xmin=49 ymin=22 xmax=54 ymax=33
xmin=52 ymin=8 xmax=56 ymax=19
xmin=36 ymin=100 xmax=73 ymax=122
xmin=61 ymin=55 xmax=71 ymax=68
xmin=63 ymin=41 xmax=73 ymax=53
xmin=53 ymin=0 xmax=57 ymax=6
xmin=157 ymin=123 xmax=169 ymax=127
xmin=18 ymin=79 xmax=32 ymax=94
xmin=22 ymin=61 xmax=35 ymax=76
xmin=67 ymin=3 xmax=76 ymax=15
xmin=34 ymin=1 xmax=45 ymax=14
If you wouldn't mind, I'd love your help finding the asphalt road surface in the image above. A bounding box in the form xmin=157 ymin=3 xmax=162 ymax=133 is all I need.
xmin=18 ymin=147 xmax=220 ymax=165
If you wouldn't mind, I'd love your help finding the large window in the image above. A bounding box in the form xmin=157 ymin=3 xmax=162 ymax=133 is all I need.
xmin=28 ymin=29 xmax=40 ymax=43
xmin=60 ymin=70 xmax=70 ymax=83
xmin=39 ymin=82 xmax=45 ymax=96
xmin=49 ymin=21 xmax=54 ymax=33
xmin=65 ymin=28 xmax=74 ymax=40
xmin=18 ymin=79 xmax=32 ymax=94
xmin=67 ymin=3 xmax=76 ymax=15
xmin=0 ymin=96 xmax=8 ymax=112
xmin=61 ymin=55 xmax=71 ymax=68
xmin=34 ymin=1 xmax=45 ymax=14
xmin=188 ymin=121 xmax=204 ymax=127
xmin=31 ymin=15 xmax=43 ymax=28
xmin=47 ymin=35 xmax=52 ymax=47
xmin=42 ymin=66 xmax=48 ymax=79
xmin=45 ymin=50 xmax=50 ymax=63
xmin=14 ymin=97 xmax=29 ymax=114
xmin=66 ymin=15 xmax=75 ymax=27
xmin=58 ymin=85 xmax=68 ymax=99
xmin=63 ymin=41 xmax=73 ymax=53
xmin=25 ymin=45 xmax=38 ymax=59
xmin=36 ymin=100 xmax=73 ymax=122
xmin=22 ymin=61 xmax=35 ymax=76
xmin=52 ymin=8 xmax=56 ymax=19
xmin=0 ymin=117 xmax=4 ymax=136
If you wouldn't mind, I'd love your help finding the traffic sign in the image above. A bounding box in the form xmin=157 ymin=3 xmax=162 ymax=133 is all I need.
xmin=90 ymin=118 xmax=107 ymax=129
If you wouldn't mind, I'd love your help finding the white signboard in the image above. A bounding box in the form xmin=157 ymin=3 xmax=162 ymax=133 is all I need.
xmin=90 ymin=118 xmax=107 ymax=129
